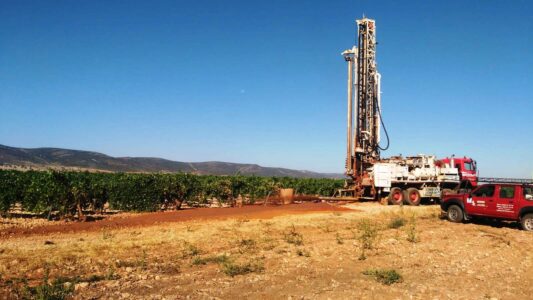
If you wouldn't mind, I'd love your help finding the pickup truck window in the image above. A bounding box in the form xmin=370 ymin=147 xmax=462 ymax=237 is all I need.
xmin=524 ymin=187 xmax=533 ymax=201
xmin=499 ymin=186 xmax=515 ymax=199
xmin=472 ymin=185 xmax=495 ymax=197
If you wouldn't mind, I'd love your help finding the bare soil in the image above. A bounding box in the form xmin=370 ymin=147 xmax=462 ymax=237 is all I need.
xmin=1 ymin=202 xmax=532 ymax=299
xmin=0 ymin=203 xmax=347 ymax=238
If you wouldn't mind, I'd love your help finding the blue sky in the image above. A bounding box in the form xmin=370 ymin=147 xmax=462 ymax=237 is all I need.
xmin=1 ymin=0 xmax=532 ymax=177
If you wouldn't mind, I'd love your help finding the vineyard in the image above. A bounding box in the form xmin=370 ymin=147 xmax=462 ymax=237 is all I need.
xmin=0 ymin=170 xmax=343 ymax=219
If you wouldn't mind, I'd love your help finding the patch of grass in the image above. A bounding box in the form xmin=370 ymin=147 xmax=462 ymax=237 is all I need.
xmin=16 ymin=266 xmax=74 ymax=300
xmin=138 ymin=249 xmax=148 ymax=270
xmin=357 ymin=219 xmax=379 ymax=260
xmin=181 ymin=242 xmax=201 ymax=258
xmin=114 ymin=250 xmax=149 ymax=270
xmin=191 ymin=254 xmax=230 ymax=266
xmin=220 ymin=261 xmax=264 ymax=277
xmin=363 ymin=268 xmax=402 ymax=285
xmin=321 ymin=224 xmax=334 ymax=233
xmin=406 ymin=216 xmax=419 ymax=243
xmin=284 ymin=225 xmax=303 ymax=246
xmin=238 ymin=238 xmax=257 ymax=253
xmin=388 ymin=216 xmax=406 ymax=229
xmin=102 ymin=229 xmax=115 ymax=240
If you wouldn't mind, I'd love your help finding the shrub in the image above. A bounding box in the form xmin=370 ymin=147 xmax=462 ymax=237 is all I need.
xmin=191 ymin=254 xmax=229 ymax=266
xmin=363 ymin=268 xmax=402 ymax=285
xmin=388 ymin=216 xmax=406 ymax=229
xmin=357 ymin=219 xmax=380 ymax=260
xmin=406 ymin=216 xmax=419 ymax=243
xmin=221 ymin=261 xmax=264 ymax=277
xmin=284 ymin=225 xmax=304 ymax=246
xmin=18 ymin=266 xmax=74 ymax=300
xmin=181 ymin=242 xmax=201 ymax=258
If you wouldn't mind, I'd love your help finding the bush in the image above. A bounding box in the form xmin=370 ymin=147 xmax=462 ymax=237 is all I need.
xmin=388 ymin=216 xmax=406 ymax=229
xmin=406 ymin=216 xmax=419 ymax=243
xmin=191 ymin=254 xmax=229 ymax=266
xmin=17 ymin=266 xmax=74 ymax=300
xmin=363 ymin=268 xmax=402 ymax=285
xmin=357 ymin=219 xmax=380 ymax=260
xmin=221 ymin=261 xmax=264 ymax=277
xmin=284 ymin=225 xmax=304 ymax=246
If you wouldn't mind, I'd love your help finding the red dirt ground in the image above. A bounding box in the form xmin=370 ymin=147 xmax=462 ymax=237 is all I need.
xmin=0 ymin=203 xmax=350 ymax=238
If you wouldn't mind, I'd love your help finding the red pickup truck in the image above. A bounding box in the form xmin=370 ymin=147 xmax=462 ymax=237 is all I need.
xmin=441 ymin=183 xmax=533 ymax=230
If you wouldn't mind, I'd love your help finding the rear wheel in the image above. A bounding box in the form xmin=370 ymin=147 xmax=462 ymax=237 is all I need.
xmin=404 ymin=188 xmax=421 ymax=206
xmin=388 ymin=187 xmax=404 ymax=205
xmin=447 ymin=205 xmax=464 ymax=223
xmin=521 ymin=214 xmax=533 ymax=231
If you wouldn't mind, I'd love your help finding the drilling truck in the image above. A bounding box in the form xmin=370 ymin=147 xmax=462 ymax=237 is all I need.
xmin=326 ymin=17 xmax=479 ymax=205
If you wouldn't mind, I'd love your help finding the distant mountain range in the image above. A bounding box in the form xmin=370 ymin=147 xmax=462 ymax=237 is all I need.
xmin=0 ymin=144 xmax=343 ymax=179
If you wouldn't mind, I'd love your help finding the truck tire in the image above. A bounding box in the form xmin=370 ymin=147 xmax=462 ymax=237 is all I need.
xmin=404 ymin=188 xmax=421 ymax=206
xmin=520 ymin=214 xmax=533 ymax=231
xmin=388 ymin=187 xmax=403 ymax=205
xmin=447 ymin=205 xmax=464 ymax=223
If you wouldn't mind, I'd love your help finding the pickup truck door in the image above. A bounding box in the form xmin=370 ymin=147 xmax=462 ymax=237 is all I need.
xmin=465 ymin=185 xmax=495 ymax=216
xmin=486 ymin=185 xmax=517 ymax=219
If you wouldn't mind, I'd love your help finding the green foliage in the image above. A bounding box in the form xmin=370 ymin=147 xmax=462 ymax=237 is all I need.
xmin=181 ymin=242 xmax=201 ymax=258
xmin=0 ymin=170 xmax=343 ymax=217
xmin=0 ymin=170 xmax=27 ymax=214
xmin=191 ymin=254 xmax=230 ymax=266
xmin=388 ymin=216 xmax=407 ymax=229
xmin=406 ymin=216 xmax=419 ymax=243
xmin=220 ymin=261 xmax=264 ymax=277
xmin=362 ymin=268 xmax=402 ymax=285
xmin=284 ymin=225 xmax=304 ymax=246
xmin=19 ymin=266 xmax=74 ymax=300
xmin=357 ymin=219 xmax=380 ymax=260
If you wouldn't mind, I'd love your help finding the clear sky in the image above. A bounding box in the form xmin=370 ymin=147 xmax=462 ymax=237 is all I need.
xmin=1 ymin=0 xmax=532 ymax=177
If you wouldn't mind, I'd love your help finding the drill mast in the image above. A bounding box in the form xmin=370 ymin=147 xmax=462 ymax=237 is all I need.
xmin=343 ymin=17 xmax=382 ymax=194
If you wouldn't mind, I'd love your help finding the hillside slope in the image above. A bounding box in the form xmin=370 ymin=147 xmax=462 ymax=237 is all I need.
xmin=0 ymin=144 xmax=342 ymax=178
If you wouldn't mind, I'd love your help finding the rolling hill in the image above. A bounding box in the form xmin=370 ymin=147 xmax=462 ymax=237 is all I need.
xmin=0 ymin=144 xmax=343 ymax=178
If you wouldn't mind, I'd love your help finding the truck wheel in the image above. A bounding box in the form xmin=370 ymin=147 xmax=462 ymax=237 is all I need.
xmin=388 ymin=187 xmax=403 ymax=205
xmin=404 ymin=188 xmax=421 ymax=206
xmin=447 ymin=205 xmax=464 ymax=223
xmin=521 ymin=214 xmax=533 ymax=231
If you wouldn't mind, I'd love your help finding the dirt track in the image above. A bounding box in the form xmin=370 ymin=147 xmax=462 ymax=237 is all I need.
xmin=0 ymin=203 xmax=349 ymax=238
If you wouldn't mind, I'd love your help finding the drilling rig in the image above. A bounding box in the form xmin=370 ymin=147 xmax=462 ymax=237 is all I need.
xmin=341 ymin=17 xmax=383 ymax=201
xmin=326 ymin=17 xmax=480 ymax=205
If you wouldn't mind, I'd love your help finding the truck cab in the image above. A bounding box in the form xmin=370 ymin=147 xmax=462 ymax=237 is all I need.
xmin=440 ymin=156 xmax=478 ymax=187
xmin=441 ymin=183 xmax=533 ymax=230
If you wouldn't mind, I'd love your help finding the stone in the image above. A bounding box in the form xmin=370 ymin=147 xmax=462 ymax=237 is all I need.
xmin=74 ymin=282 xmax=89 ymax=291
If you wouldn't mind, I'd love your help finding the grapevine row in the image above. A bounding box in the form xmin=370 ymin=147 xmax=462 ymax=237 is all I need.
xmin=0 ymin=170 xmax=343 ymax=218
